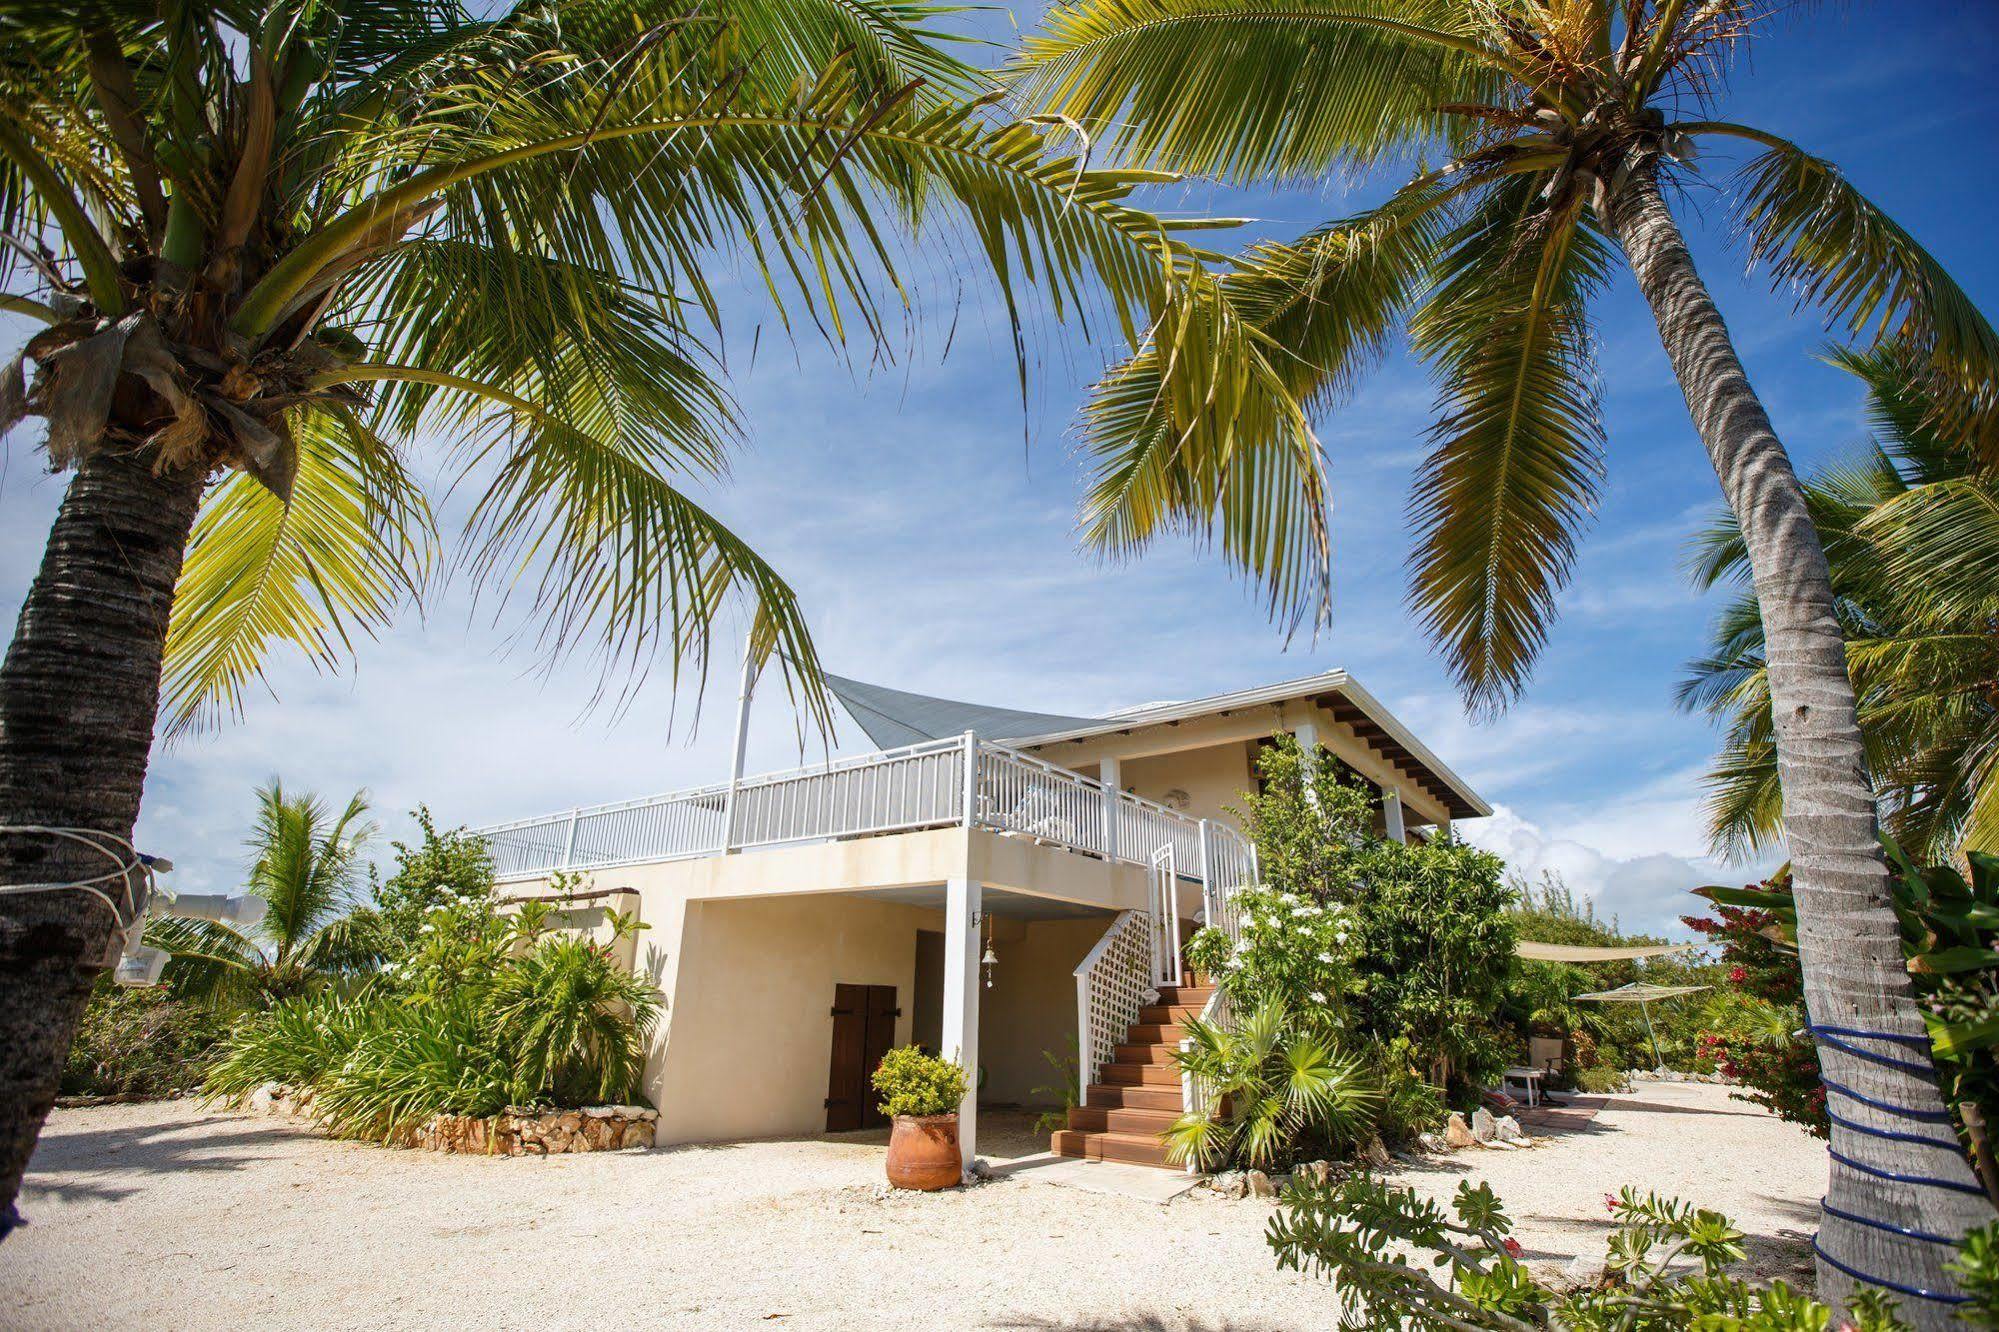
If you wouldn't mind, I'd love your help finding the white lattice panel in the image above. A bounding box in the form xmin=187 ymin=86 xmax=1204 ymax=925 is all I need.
xmin=1075 ymin=909 xmax=1158 ymax=1093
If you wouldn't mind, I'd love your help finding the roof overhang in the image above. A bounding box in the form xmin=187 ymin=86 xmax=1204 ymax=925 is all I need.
xmin=1006 ymin=670 xmax=1492 ymax=822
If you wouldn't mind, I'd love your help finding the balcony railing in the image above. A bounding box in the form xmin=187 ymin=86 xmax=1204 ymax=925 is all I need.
xmin=473 ymin=733 xmax=1251 ymax=892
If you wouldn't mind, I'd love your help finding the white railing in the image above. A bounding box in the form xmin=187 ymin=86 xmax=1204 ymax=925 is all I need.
xmin=474 ymin=733 xmax=1245 ymax=886
xmin=1074 ymin=909 xmax=1156 ymax=1101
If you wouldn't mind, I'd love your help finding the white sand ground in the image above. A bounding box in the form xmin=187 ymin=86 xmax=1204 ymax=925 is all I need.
xmin=2 ymin=1081 xmax=1824 ymax=1331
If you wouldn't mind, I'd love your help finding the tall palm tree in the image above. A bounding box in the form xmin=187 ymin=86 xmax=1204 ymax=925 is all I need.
xmin=1682 ymin=347 xmax=1999 ymax=867
xmin=150 ymin=781 xmax=379 ymax=1004
xmin=0 ymin=0 xmax=1336 ymax=1219
xmin=1013 ymin=0 xmax=1997 ymax=1313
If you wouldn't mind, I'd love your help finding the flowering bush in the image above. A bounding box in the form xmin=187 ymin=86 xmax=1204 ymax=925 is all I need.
xmin=872 ymin=1046 xmax=969 ymax=1118
xmin=1185 ymin=883 xmax=1358 ymax=1026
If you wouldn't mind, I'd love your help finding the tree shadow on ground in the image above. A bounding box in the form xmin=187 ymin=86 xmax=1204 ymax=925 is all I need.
xmin=28 ymin=1113 xmax=299 ymax=1184
xmin=1599 ymin=1097 xmax=1770 ymax=1119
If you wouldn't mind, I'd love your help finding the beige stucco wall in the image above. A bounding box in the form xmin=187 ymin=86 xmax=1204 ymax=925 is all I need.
xmin=653 ymin=892 xmax=946 ymax=1144
xmin=977 ymin=916 xmax=1112 ymax=1107
xmin=496 ymin=829 xmax=1151 ymax=1146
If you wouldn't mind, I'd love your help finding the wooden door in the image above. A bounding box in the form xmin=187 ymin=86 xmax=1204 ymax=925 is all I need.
xmin=825 ymin=983 xmax=899 ymax=1131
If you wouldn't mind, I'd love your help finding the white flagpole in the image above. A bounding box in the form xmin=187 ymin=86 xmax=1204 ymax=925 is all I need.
xmin=720 ymin=628 xmax=758 ymax=853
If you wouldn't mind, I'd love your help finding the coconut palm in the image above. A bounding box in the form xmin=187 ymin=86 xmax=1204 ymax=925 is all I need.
xmin=1682 ymin=346 xmax=1999 ymax=866
xmin=149 ymin=781 xmax=380 ymax=1005
xmin=0 ymin=0 xmax=1336 ymax=1217
xmin=1013 ymin=0 xmax=1997 ymax=1311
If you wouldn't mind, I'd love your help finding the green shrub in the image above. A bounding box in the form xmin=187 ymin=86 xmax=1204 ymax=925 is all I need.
xmin=204 ymin=883 xmax=660 ymax=1144
xmin=871 ymin=1046 xmax=969 ymax=1118
xmin=1184 ymin=881 xmax=1357 ymax=1026
xmin=487 ymin=934 xmax=660 ymax=1106
xmin=60 ymin=983 xmax=231 ymax=1099
xmin=1372 ymin=1037 xmax=1447 ymax=1143
xmin=1165 ymin=997 xmax=1381 ymax=1170
xmin=1269 ymin=1174 xmax=1998 ymax=1330
xmin=1574 ymin=1064 xmax=1631 ymax=1095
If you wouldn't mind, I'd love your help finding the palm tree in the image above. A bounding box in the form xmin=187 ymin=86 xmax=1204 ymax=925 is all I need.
xmin=1682 ymin=346 xmax=1999 ymax=867
xmin=1013 ymin=0 xmax=1997 ymax=1313
xmin=0 ymin=0 xmax=1337 ymax=1217
xmin=150 ymin=781 xmax=380 ymax=1005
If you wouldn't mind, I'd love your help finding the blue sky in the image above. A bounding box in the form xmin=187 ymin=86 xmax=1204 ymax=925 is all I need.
xmin=1 ymin=3 xmax=1994 ymax=936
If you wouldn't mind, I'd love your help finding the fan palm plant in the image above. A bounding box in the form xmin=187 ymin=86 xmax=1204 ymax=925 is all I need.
xmin=0 ymin=0 xmax=1339 ymax=1215
xmin=1682 ymin=346 xmax=1999 ymax=866
xmin=1164 ymin=997 xmax=1380 ymax=1170
xmin=148 ymin=780 xmax=379 ymax=1005
xmin=1014 ymin=0 xmax=1997 ymax=1309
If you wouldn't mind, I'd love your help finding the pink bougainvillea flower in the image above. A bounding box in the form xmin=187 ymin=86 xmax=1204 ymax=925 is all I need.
xmin=1502 ymin=1238 xmax=1524 ymax=1258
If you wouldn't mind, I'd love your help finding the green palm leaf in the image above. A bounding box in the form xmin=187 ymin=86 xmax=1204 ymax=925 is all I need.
xmin=1407 ymin=179 xmax=1611 ymax=711
xmin=161 ymin=407 xmax=432 ymax=739
xmin=1012 ymin=0 xmax=1503 ymax=182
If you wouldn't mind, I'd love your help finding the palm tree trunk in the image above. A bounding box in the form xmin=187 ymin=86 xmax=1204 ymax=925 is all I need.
xmin=1607 ymin=160 xmax=1995 ymax=1321
xmin=0 ymin=446 xmax=204 ymax=1224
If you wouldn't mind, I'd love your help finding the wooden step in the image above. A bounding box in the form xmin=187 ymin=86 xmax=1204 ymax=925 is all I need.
xmin=1125 ymin=1022 xmax=1193 ymax=1045
xmin=1114 ymin=1042 xmax=1180 ymax=1065
xmin=1050 ymin=1128 xmax=1177 ymax=1169
xmin=1102 ymin=1062 xmax=1181 ymax=1087
xmin=1138 ymin=1002 xmax=1205 ymax=1024
xmin=1153 ymin=985 xmax=1215 ymax=1008
xmin=1066 ymin=1104 xmax=1180 ymax=1135
xmin=1085 ymin=1083 xmax=1182 ymax=1112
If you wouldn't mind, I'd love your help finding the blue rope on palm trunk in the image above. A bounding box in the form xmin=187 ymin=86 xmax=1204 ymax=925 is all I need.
xmin=1804 ymin=1022 xmax=1983 ymax=1303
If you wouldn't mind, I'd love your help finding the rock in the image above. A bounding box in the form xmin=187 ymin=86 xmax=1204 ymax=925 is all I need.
xmin=1494 ymin=1115 xmax=1524 ymax=1143
xmin=1471 ymin=1107 xmax=1497 ymax=1144
xmin=247 ymin=1082 xmax=282 ymax=1114
xmin=1214 ymin=1171 xmax=1248 ymax=1199
xmin=1418 ymin=1132 xmax=1449 ymax=1154
xmin=1562 ymin=1256 xmax=1606 ymax=1289
xmin=620 ymin=1121 xmax=656 ymax=1150
xmin=1444 ymin=1113 xmax=1475 ymax=1149
xmin=1245 ymin=1169 xmax=1278 ymax=1198
xmin=1297 ymin=1160 xmax=1332 ymax=1185
xmin=1361 ymin=1136 xmax=1392 ymax=1171
xmin=1488 ymin=1139 xmax=1520 ymax=1151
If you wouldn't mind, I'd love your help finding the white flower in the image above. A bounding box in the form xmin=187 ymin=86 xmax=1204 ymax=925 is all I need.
xmin=1290 ymin=905 xmax=1311 ymax=918
xmin=418 ymin=922 xmax=436 ymax=934
xmin=1308 ymin=992 xmax=1326 ymax=1005
xmin=1317 ymin=952 xmax=1336 ymax=964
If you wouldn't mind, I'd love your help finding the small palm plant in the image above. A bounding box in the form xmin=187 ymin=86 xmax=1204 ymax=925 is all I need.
xmin=486 ymin=931 xmax=661 ymax=1107
xmin=1165 ymin=997 xmax=1380 ymax=1171
xmin=149 ymin=781 xmax=380 ymax=1004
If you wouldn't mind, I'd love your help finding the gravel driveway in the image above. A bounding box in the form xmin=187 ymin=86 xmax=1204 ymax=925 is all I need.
xmin=2 ymin=1081 xmax=1825 ymax=1331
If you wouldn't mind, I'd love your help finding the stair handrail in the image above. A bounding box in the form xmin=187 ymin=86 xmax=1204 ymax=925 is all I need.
xmin=1073 ymin=908 xmax=1156 ymax=1102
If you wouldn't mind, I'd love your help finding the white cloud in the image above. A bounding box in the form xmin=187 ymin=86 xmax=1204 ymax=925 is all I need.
xmin=1460 ymin=794 xmax=1785 ymax=940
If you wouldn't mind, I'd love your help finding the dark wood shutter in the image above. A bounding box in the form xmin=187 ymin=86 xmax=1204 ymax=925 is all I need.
xmin=825 ymin=983 xmax=899 ymax=1131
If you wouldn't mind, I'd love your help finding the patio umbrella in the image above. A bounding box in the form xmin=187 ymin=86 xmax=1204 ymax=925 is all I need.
xmin=1571 ymin=981 xmax=1711 ymax=1072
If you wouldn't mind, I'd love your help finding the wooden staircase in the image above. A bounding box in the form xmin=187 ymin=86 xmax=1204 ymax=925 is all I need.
xmin=1049 ymin=980 xmax=1213 ymax=1169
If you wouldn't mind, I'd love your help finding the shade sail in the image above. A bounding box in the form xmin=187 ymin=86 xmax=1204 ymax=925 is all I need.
xmin=1516 ymin=940 xmax=1701 ymax=964
xmin=1572 ymin=982 xmax=1711 ymax=1003
xmin=824 ymin=674 xmax=1100 ymax=750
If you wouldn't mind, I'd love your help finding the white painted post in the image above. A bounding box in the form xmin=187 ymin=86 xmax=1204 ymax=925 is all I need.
xmin=1383 ymin=789 xmax=1407 ymax=844
xmin=1196 ymin=817 xmax=1212 ymax=934
xmin=559 ymin=809 xmax=580 ymax=870
xmin=942 ymin=876 xmax=983 ymax=1179
xmin=719 ymin=629 xmax=758 ymax=853
xmin=960 ymin=730 xmax=979 ymax=829
xmin=1075 ymin=972 xmax=1092 ymax=1105
xmin=1099 ymin=755 xmax=1121 ymax=859
xmin=1293 ymin=719 xmax=1320 ymax=807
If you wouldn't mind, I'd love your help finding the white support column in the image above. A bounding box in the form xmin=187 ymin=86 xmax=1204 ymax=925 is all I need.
xmin=941 ymin=876 xmax=982 ymax=1180
xmin=1382 ymin=788 xmax=1407 ymax=844
xmin=1099 ymin=755 xmax=1121 ymax=859
xmin=1292 ymin=719 xmax=1320 ymax=806
xmin=719 ymin=629 xmax=758 ymax=853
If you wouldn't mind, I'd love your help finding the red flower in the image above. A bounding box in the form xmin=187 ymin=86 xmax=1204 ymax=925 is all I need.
xmin=1604 ymin=1193 xmax=1618 ymax=1214
xmin=1502 ymin=1238 xmax=1523 ymax=1258
xmin=1728 ymin=965 xmax=1748 ymax=985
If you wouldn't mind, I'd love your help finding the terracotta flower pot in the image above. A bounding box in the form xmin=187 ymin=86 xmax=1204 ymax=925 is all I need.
xmin=885 ymin=1112 xmax=961 ymax=1191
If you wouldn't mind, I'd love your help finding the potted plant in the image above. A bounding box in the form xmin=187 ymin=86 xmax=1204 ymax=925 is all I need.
xmin=871 ymin=1046 xmax=970 ymax=1190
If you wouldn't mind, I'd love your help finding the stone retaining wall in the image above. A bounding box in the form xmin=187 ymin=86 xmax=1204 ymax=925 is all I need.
xmin=414 ymin=1105 xmax=659 ymax=1155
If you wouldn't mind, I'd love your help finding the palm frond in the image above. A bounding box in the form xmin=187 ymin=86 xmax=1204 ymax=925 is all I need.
xmin=1718 ymin=130 xmax=1999 ymax=454
xmin=1078 ymin=178 xmax=1457 ymax=635
xmin=1011 ymin=0 xmax=1504 ymax=182
xmin=144 ymin=915 xmax=264 ymax=1009
xmin=1407 ymin=178 xmax=1612 ymax=713
xmin=161 ymin=407 xmax=433 ymax=739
